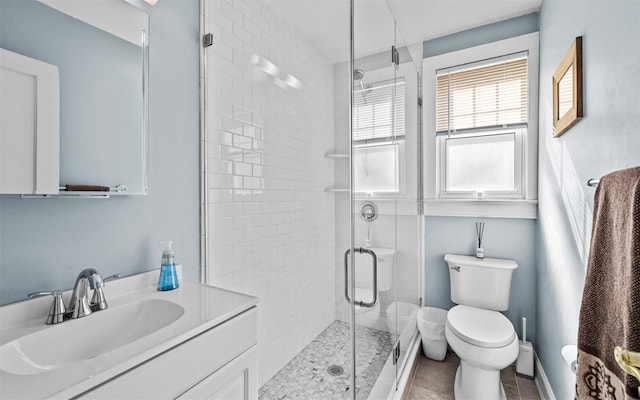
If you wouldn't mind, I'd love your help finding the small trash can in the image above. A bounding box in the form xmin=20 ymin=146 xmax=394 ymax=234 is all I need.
xmin=417 ymin=307 xmax=448 ymax=361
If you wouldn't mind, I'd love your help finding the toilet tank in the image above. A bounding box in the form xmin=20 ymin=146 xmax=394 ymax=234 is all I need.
xmin=444 ymin=254 xmax=517 ymax=311
xmin=353 ymin=247 xmax=395 ymax=291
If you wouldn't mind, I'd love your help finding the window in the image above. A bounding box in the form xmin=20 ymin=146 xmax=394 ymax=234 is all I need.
xmin=353 ymin=78 xmax=405 ymax=194
xmin=440 ymin=129 xmax=524 ymax=198
xmin=436 ymin=56 xmax=528 ymax=134
xmin=422 ymin=33 xmax=539 ymax=218
xmin=436 ymin=53 xmax=528 ymax=200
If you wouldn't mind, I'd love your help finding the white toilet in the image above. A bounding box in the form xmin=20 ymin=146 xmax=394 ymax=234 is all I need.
xmin=348 ymin=247 xmax=394 ymax=327
xmin=444 ymin=254 xmax=519 ymax=400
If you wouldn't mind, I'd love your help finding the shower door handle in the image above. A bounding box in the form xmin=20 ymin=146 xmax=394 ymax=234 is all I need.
xmin=344 ymin=247 xmax=377 ymax=308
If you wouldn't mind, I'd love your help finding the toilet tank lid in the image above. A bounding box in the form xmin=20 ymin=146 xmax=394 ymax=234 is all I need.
xmin=444 ymin=254 xmax=517 ymax=270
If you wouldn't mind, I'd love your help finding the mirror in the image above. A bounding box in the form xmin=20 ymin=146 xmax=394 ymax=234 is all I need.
xmin=552 ymin=36 xmax=583 ymax=138
xmin=557 ymin=65 xmax=574 ymax=118
xmin=0 ymin=0 xmax=149 ymax=195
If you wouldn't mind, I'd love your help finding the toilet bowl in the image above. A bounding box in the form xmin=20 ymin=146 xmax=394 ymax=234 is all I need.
xmin=444 ymin=254 xmax=519 ymax=400
xmin=445 ymin=305 xmax=519 ymax=399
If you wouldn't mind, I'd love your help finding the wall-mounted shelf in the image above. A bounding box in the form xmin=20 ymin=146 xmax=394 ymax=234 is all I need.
xmin=22 ymin=192 xmax=113 ymax=199
xmin=20 ymin=184 xmax=136 ymax=199
xmin=324 ymin=152 xmax=349 ymax=160
xmin=325 ymin=150 xmax=349 ymax=193
xmin=324 ymin=187 xmax=350 ymax=193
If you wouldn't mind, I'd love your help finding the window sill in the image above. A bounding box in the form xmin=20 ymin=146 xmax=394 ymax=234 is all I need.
xmin=423 ymin=199 xmax=537 ymax=219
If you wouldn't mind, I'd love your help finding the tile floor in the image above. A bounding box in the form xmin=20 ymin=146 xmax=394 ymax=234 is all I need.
xmin=259 ymin=321 xmax=392 ymax=400
xmin=406 ymin=351 xmax=542 ymax=400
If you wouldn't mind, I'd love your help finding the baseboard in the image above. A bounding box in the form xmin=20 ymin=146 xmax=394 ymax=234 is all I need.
xmin=534 ymin=351 xmax=556 ymax=400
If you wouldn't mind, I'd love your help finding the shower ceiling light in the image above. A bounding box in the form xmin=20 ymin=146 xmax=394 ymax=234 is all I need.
xmin=284 ymin=74 xmax=302 ymax=89
xmin=144 ymin=0 xmax=158 ymax=5
xmin=251 ymin=54 xmax=303 ymax=90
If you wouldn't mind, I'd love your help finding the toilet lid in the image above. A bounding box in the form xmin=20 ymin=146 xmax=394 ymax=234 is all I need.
xmin=446 ymin=305 xmax=515 ymax=348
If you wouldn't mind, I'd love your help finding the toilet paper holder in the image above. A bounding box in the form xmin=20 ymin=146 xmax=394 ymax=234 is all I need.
xmin=562 ymin=345 xmax=578 ymax=374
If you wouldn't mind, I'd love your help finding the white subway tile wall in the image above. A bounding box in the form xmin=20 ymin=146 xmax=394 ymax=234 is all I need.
xmin=202 ymin=0 xmax=336 ymax=385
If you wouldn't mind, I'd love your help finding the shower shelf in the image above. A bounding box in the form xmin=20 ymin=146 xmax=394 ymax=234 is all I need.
xmin=324 ymin=187 xmax=350 ymax=193
xmin=324 ymin=152 xmax=349 ymax=159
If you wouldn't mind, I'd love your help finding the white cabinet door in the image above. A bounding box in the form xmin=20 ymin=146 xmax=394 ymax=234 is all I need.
xmin=177 ymin=346 xmax=258 ymax=400
xmin=0 ymin=48 xmax=59 ymax=194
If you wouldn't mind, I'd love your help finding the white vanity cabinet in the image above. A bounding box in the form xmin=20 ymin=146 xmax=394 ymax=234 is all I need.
xmin=81 ymin=307 xmax=258 ymax=400
xmin=177 ymin=345 xmax=257 ymax=399
xmin=0 ymin=273 xmax=259 ymax=399
xmin=0 ymin=48 xmax=60 ymax=195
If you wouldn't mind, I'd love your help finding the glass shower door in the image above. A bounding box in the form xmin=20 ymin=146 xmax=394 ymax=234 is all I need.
xmin=348 ymin=1 xmax=422 ymax=397
xmin=348 ymin=2 xmax=401 ymax=398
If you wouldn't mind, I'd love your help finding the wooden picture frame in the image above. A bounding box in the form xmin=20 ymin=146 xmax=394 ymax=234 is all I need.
xmin=552 ymin=36 xmax=583 ymax=137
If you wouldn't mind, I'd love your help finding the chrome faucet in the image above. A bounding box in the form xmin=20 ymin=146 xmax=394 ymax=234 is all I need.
xmin=68 ymin=268 xmax=104 ymax=319
xmin=28 ymin=269 xmax=120 ymax=324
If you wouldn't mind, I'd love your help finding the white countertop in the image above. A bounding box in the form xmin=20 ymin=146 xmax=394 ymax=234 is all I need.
xmin=0 ymin=270 xmax=258 ymax=399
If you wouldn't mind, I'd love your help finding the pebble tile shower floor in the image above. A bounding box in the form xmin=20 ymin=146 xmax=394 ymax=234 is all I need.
xmin=259 ymin=320 xmax=392 ymax=400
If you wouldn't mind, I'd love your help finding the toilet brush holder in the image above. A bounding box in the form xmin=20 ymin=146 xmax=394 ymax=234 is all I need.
xmin=516 ymin=341 xmax=534 ymax=378
xmin=516 ymin=317 xmax=534 ymax=378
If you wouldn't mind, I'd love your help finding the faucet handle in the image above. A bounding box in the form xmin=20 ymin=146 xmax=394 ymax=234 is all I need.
xmin=90 ymin=274 xmax=120 ymax=311
xmin=28 ymin=291 xmax=66 ymax=324
xmin=103 ymin=274 xmax=121 ymax=282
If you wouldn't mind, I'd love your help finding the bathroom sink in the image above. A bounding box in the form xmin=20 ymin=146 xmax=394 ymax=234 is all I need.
xmin=0 ymin=298 xmax=184 ymax=375
xmin=0 ymin=271 xmax=258 ymax=399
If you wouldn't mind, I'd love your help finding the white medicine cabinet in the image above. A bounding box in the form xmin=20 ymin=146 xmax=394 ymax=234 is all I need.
xmin=0 ymin=0 xmax=149 ymax=197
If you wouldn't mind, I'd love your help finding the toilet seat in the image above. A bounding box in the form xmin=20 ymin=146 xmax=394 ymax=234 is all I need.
xmin=447 ymin=305 xmax=515 ymax=348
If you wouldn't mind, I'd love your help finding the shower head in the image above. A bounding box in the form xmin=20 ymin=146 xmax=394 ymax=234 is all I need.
xmin=353 ymin=69 xmax=367 ymax=96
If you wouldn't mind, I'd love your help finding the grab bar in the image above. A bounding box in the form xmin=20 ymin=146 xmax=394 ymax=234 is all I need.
xmin=344 ymin=247 xmax=378 ymax=308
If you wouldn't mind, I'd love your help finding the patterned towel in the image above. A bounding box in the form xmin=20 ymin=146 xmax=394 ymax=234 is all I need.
xmin=576 ymin=166 xmax=640 ymax=399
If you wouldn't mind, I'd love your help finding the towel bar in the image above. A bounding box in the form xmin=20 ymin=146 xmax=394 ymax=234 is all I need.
xmin=587 ymin=178 xmax=599 ymax=187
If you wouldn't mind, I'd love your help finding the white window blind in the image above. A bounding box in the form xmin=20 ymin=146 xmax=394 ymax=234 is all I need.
xmin=436 ymin=56 xmax=527 ymax=134
xmin=353 ymin=78 xmax=405 ymax=141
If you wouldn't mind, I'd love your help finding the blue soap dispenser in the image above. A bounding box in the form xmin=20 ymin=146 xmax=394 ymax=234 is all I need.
xmin=158 ymin=241 xmax=179 ymax=291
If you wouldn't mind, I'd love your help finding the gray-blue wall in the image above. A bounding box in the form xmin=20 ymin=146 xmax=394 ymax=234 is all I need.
xmin=536 ymin=0 xmax=640 ymax=397
xmin=423 ymin=12 xmax=539 ymax=58
xmin=422 ymin=13 xmax=540 ymax=345
xmin=0 ymin=0 xmax=200 ymax=305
